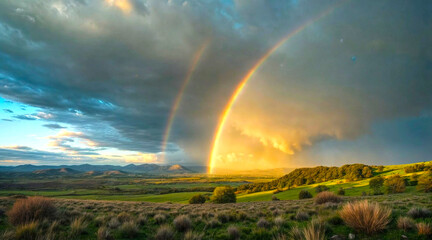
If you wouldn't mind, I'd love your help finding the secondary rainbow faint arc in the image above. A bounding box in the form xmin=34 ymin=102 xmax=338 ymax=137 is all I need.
xmin=208 ymin=2 xmax=347 ymax=174
xmin=161 ymin=40 xmax=210 ymax=162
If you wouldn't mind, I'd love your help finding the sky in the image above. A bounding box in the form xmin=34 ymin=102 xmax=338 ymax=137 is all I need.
xmin=0 ymin=0 xmax=431 ymax=171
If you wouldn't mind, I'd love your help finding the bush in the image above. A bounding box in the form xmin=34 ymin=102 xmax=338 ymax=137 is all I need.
xmin=256 ymin=218 xmax=270 ymax=228
xmin=407 ymin=207 xmax=432 ymax=219
xmin=274 ymin=216 xmax=284 ymax=227
xmin=295 ymin=210 xmax=310 ymax=221
xmin=299 ymin=190 xmax=313 ymax=199
xmin=189 ymin=194 xmax=206 ymax=204
xmin=117 ymin=212 xmax=131 ymax=223
xmin=337 ymin=188 xmax=345 ymax=196
xmin=303 ymin=219 xmax=325 ymax=240
xmin=417 ymin=171 xmax=432 ymax=192
xmin=314 ymin=191 xmax=342 ymax=205
xmin=119 ymin=221 xmax=139 ymax=238
xmin=327 ymin=215 xmax=343 ymax=225
xmin=314 ymin=185 xmax=329 ymax=193
xmin=369 ymin=176 xmax=384 ymax=195
xmin=212 ymin=186 xmax=236 ymax=203
xmin=340 ymin=200 xmax=391 ymax=235
xmin=108 ymin=217 xmax=120 ymax=229
xmin=15 ymin=221 xmax=39 ymax=240
xmin=384 ymin=175 xmax=406 ymax=193
xmin=397 ymin=216 xmax=415 ymax=231
xmin=7 ymin=196 xmax=56 ymax=226
xmin=416 ymin=222 xmax=432 ymax=236
xmin=227 ymin=225 xmax=240 ymax=240
xmin=271 ymin=195 xmax=280 ymax=201
xmin=155 ymin=225 xmax=174 ymax=240
xmin=173 ymin=215 xmax=192 ymax=232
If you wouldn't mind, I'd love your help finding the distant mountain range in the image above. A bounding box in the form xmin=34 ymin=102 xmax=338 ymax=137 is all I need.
xmin=0 ymin=164 xmax=207 ymax=175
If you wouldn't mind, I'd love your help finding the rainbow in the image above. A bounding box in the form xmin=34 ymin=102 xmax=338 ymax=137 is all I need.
xmin=161 ymin=40 xmax=210 ymax=162
xmin=208 ymin=2 xmax=347 ymax=174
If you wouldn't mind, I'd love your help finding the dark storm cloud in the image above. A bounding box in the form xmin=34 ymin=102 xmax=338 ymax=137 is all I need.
xmin=0 ymin=0 xmax=431 ymax=166
xmin=3 ymin=109 xmax=13 ymax=113
xmin=43 ymin=123 xmax=66 ymax=129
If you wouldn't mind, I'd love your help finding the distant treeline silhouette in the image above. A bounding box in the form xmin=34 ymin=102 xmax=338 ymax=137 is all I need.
xmin=238 ymin=164 xmax=377 ymax=193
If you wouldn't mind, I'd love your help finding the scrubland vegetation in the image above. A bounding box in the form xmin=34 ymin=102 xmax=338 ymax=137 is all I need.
xmin=0 ymin=161 xmax=431 ymax=239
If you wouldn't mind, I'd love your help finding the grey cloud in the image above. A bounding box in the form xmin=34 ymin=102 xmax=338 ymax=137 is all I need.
xmin=13 ymin=114 xmax=37 ymax=120
xmin=43 ymin=123 xmax=66 ymax=129
xmin=3 ymin=109 xmax=13 ymax=113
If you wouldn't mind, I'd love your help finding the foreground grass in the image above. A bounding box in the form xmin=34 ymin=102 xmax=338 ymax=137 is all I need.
xmin=0 ymin=193 xmax=431 ymax=240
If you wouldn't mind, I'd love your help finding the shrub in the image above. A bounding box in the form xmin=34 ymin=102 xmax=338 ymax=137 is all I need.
xmin=119 ymin=221 xmax=139 ymax=238
xmin=314 ymin=185 xmax=329 ymax=193
xmin=314 ymin=191 xmax=342 ymax=205
xmin=327 ymin=215 xmax=343 ymax=225
xmin=189 ymin=194 xmax=206 ymax=204
xmin=212 ymin=186 xmax=236 ymax=203
xmin=97 ymin=226 xmax=113 ymax=240
xmin=369 ymin=176 xmax=384 ymax=195
xmin=117 ymin=212 xmax=131 ymax=223
xmin=397 ymin=216 xmax=415 ymax=231
xmin=7 ymin=196 xmax=56 ymax=225
xmin=173 ymin=215 xmax=192 ymax=232
xmin=384 ymin=175 xmax=406 ymax=193
xmin=303 ymin=219 xmax=325 ymax=240
xmin=155 ymin=225 xmax=174 ymax=240
xmin=15 ymin=221 xmax=39 ymax=240
xmin=416 ymin=222 xmax=432 ymax=235
xmin=154 ymin=213 xmax=167 ymax=223
xmin=417 ymin=171 xmax=432 ymax=192
xmin=299 ymin=190 xmax=313 ymax=199
xmin=70 ymin=217 xmax=88 ymax=237
xmin=257 ymin=218 xmax=270 ymax=228
xmin=340 ymin=200 xmax=391 ymax=235
xmin=227 ymin=225 xmax=240 ymax=240
xmin=407 ymin=207 xmax=432 ymax=219
xmin=271 ymin=195 xmax=280 ymax=201
xmin=207 ymin=218 xmax=221 ymax=228
xmin=337 ymin=188 xmax=345 ymax=195
xmin=295 ymin=210 xmax=310 ymax=221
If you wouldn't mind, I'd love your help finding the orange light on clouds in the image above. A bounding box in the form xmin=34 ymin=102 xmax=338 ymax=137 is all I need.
xmin=105 ymin=0 xmax=132 ymax=14
xmin=208 ymin=2 xmax=347 ymax=174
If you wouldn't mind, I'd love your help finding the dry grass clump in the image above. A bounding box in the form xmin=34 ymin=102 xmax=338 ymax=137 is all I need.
xmin=119 ymin=220 xmax=139 ymax=238
xmin=70 ymin=217 xmax=88 ymax=237
xmin=7 ymin=196 xmax=56 ymax=225
xmin=227 ymin=225 xmax=241 ymax=240
xmin=97 ymin=226 xmax=113 ymax=240
xmin=207 ymin=218 xmax=221 ymax=228
xmin=314 ymin=191 xmax=342 ymax=205
xmin=117 ymin=212 xmax=131 ymax=223
xmin=257 ymin=217 xmax=270 ymax=228
xmin=108 ymin=217 xmax=120 ymax=229
xmin=15 ymin=221 xmax=39 ymax=240
xmin=407 ymin=207 xmax=431 ymax=219
xmin=155 ymin=224 xmax=175 ymax=240
xmin=184 ymin=231 xmax=203 ymax=240
xmin=289 ymin=226 xmax=303 ymax=239
xmin=397 ymin=216 xmax=415 ymax=231
xmin=274 ymin=216 xmax=285 ymax=227
xmin=340 ymin=200 xmax=391 ymax=235
xmin=303 ymin=219 xmax=326 ymax=240
xmin=173 ymin=215 xmax=192 ymax=232
xmin=416 ymin=222 xmax=432 ymax=236
xmin=295 ymin=210 xmax=310 ymax=221
xmin=154 ymin=213 xmax=167 ymax=223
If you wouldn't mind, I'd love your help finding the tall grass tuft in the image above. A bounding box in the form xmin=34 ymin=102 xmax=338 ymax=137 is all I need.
xmin=397 ymin=216 xmax=415 ymax=231
xmin=173 ymin=214 xmax=192 ymax=232
xmin=339 ymin=200 xmax=391 ymax=235
xmin=70 ymin=217 xmax=88 ymax=237
xmin=184 ymin=231 xmax=203 ymax=240
xmin=7 ymin=196 xmax=56 ymax=225
xmin=15 ymin=221 xmax=39 ymax=240
xmin=416 ymin=222 xmax=432 ymax=236
xmin=119 ymin=220 xmax=139 ymax=238
xmin=314 ymin=191 xmax=342 ymax=205
xmin=227 ymin=225 xmax=241 ymax=240
xmin=407 ymin=207 xmax=431 ymax=219
xmin=303 ymin=219 xmax=326 ymax=240
xmin=289 ymin=226 xmax=303 ymax=240
xmin=257 ymin=217 xmax=270 ymax=228
xmin=155 ymin=224 xmax=175 ymax=240
xmin=97 ymin=226 xmax=113 ymax=240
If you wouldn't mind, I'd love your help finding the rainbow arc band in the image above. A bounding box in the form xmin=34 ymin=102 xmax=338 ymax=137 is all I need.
xmin=208 ymin=1 xmax=348 ymax=174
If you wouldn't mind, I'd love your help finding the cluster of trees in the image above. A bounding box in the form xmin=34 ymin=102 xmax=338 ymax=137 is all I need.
xmin=369 ymin=171 xmax=432 ymax=194
xmin=238 ymin=164 xmax=375 ymax=193
xmin=404 ymin=163 xmax=431 ymax=173
xmin=189 ymin=186 xmax=237 ymax=204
